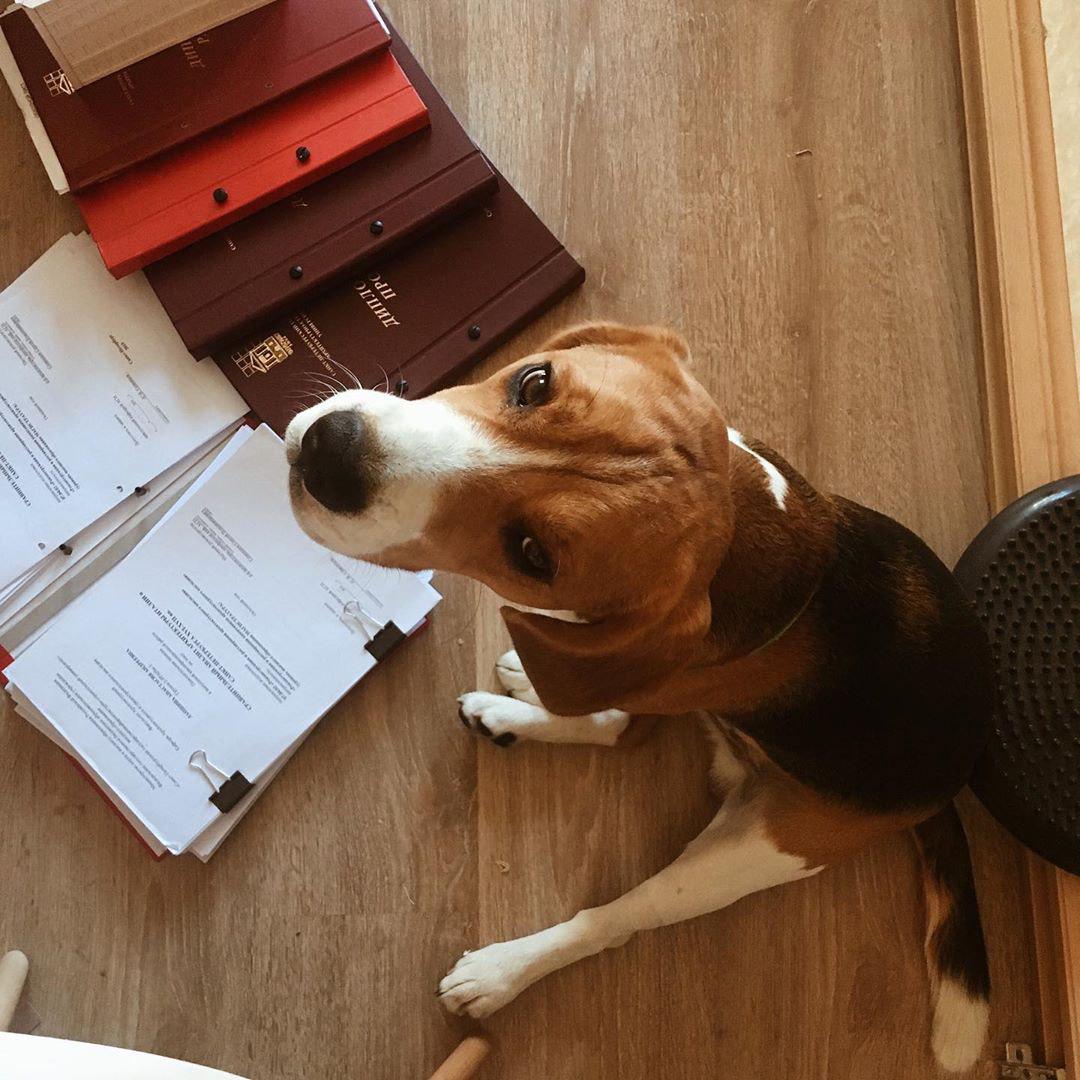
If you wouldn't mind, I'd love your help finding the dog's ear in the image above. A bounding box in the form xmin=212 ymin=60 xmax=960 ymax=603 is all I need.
xmin=541 ymin=322 xmax=690 ymax=364
xmin=502 ymin=593 xmax=712 ymax=716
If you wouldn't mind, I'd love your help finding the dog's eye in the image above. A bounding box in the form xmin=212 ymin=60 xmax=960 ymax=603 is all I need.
xmin=513 ymin=362 xmax=552 ymax=408
xmin=520 ymin=536 xmax=551 ymax=575
xmin=503 ymin=527 xmax=554 ymax=581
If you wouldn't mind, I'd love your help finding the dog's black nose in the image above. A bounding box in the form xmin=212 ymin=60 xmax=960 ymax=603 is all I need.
xmin=296 ymin=409 xmax=369 ymax=514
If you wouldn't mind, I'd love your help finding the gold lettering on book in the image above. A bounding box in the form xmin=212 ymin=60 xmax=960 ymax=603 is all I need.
xmin=354 ymin=273 xmax=400 ymax=328
xmin=180 ymin=35 xmax=211 ymax=70
xmin=231 ymin=333 xmax=293 ymax=377
xmin=290 ymin=314 xmax=335 ymax=370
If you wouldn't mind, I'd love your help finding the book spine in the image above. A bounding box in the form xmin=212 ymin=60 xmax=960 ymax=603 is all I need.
xmin=403 ymin=249 xmax=586 ymax=398
xmin=166 ymin=155 xmax=498 ymax=356
xmin=79 ymin=90 xmax=429 ymax=278
xmin=73 ymin=22 xmax=393 ymax=192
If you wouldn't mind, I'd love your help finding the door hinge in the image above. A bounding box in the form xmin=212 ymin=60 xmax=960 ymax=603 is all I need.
xmin=1001 ymin=1044 xmax=1067 ymax=1080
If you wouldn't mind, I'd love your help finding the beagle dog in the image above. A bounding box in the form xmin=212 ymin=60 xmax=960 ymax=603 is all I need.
xmin=284 ymin=323 xmax=992 ymax=1074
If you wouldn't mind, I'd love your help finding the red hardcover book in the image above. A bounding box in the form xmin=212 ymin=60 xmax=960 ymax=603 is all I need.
xmin=75 ymin=50 xmax=428 ymax=277
xmin=145 ymin=17 xmax=496 ymax=356
xmin=214 ymin=171 xmax=585 ymax=435
xmin=0 ymin=1 xmax=390 ymax=192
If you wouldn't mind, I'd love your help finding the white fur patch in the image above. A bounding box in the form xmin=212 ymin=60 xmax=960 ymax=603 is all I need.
xmin=727 ymin=427 xmax=788 ymax=510
xmin=459 ymin=690 xmax=630 ymax=746
xmin=285 ymin=389 xmax=528 ymax=558
xmin=701 ymin=716 xmax=752 ymax=796
xmin=461 ymin=649 xmax=629 ymax=746
xmin=931 ymin=978 xmax=990 ymax=1073
xmin=501 ymin=602 xmax=588 ymax=624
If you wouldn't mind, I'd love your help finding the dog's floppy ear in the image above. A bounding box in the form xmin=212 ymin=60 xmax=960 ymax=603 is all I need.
xmin=502 ymin=594 xmax=712 ymax=716
xmin=541 ymin=322 xmax=690 ymax=364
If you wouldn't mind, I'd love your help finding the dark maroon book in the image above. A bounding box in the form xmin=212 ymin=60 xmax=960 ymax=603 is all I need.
xmin=145 ymin=17 xmax=496 ymax=356
xmin=1 ymin=0 xmax=390 ymax=192
xmin=213 ymin=173 xmax=585 ymax=435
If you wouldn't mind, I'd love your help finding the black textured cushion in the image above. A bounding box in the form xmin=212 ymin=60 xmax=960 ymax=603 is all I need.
xmin=954 ymin=475 xmax=1080 ymax=875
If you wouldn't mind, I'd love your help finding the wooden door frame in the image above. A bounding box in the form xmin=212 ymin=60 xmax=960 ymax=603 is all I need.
xmin=955 ymin=0 xmax=1080 ymax=1071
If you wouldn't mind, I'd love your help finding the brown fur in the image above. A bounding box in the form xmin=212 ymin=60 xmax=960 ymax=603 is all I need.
xmin=762 ymin=777 xmax=931 ymax=867
xmin=358 ymin=323 xmax=976 ymax=869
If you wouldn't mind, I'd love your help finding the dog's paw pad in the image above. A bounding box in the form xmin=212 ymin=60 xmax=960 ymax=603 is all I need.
xmin=456 ymin=691 xmax=535 ymax=745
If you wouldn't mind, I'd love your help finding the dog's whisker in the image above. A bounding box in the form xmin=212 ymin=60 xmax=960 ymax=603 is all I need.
xmin=302 ymin=373 xmax=349 ymax=396
xmin=296 ymin=376 xmax=348 ymax=400
xmin=584 ymin=355 xmax=610 ymax=412
xmin=289 ymin=389 xmax=333 ymax=406
xmin=326 ymin=356 xmax=363 ymax=391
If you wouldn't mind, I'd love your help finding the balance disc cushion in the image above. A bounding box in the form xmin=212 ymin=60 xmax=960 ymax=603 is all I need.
xmin=954 ymin=475 xmax=1080 ymax=875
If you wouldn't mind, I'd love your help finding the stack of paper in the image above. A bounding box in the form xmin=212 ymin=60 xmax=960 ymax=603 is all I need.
xmin=0 ymin=233 xmax=441 ymax=859
xmin=0 ymin=232 xmax=249 ymax=638
xmin=4 ymin=423 xmax=439 ymax=860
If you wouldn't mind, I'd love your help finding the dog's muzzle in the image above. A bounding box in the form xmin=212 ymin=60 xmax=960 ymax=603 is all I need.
xmin=294 ymin=409 xmax=370 ymax=514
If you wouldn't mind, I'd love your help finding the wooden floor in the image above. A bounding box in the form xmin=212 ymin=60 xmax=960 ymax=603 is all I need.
xmin=0 ymin=1 xmax=1049 ymax=1077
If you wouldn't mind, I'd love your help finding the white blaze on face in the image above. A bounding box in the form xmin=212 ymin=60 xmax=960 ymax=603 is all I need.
xmin=284 ymin=389 xmax=526 ymax=558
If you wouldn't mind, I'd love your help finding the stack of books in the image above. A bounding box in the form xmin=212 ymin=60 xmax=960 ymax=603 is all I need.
xmin=1 ymin=0 xmax=585 ymax=432
xmin=0 ymin=0 xmax=583 ymax=858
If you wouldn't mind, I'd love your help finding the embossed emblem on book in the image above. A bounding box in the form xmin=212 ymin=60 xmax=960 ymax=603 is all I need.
xmin=231 ymin=333 xmax=294 ymax=377
xmin=43 ymin=69 xmax=73 ymax=97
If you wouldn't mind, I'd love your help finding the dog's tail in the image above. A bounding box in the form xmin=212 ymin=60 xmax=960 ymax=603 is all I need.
xmin=913 ymin=803 xmax=991 ymax=1073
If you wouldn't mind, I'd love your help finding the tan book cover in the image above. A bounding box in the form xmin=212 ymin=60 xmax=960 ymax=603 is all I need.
xmin=20 ymin=0 xmax=275 ymax=88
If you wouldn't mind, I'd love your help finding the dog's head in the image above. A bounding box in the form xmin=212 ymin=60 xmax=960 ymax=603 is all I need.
xmin=285 ymin=323 xmax=733 ymax=712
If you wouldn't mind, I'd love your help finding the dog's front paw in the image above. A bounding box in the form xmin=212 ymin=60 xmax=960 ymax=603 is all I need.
xmin=437 ymin=941 xmax=535 ymax=1018
xmin=494 ymin=649 xmax=540 ymax=705
xmin=457 ymin=691 xmax=539 ymax=746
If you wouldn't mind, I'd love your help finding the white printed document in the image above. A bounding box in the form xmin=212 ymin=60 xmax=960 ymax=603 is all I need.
xmin=0 ymin=233 xmax=247 ymax=591
xmin=7 ymin=425 xmax=440 ymax=855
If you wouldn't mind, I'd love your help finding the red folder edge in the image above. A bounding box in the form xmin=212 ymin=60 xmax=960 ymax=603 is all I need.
xmin=77 ymin=59 xmax=428 ymax=276
xmin=66 ymin=754 xmax=167 ymax=861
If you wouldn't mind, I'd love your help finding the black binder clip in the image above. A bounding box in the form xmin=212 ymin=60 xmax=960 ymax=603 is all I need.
xmin=189 ymin=750 xmax=253 ymax=814
xmin=342 ymin=600 xmax=405 ymax=661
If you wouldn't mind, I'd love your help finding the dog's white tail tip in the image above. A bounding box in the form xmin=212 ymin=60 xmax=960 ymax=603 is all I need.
xmin=932 ymin=978 xmax=990 ymax=1073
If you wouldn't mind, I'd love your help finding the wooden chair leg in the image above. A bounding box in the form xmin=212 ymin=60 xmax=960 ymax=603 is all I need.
xmin=0 ymin=951 xmax=29 ymax=1032
xmin=427 ymin=1035 xmax=491 ymax=1080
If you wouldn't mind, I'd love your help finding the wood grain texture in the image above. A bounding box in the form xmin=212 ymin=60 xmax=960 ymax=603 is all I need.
xmin=0 ymin=1 xmax=1044 ymax=1078
xmin=1043 ymin=0 xmax=1080 ymax=384
xmin=956 ymin=0 xmax=1080 ymax=510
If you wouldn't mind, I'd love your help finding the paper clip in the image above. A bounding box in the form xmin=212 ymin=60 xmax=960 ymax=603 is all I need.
xmin=341 ymin=599 xmax=405 ymax=661
xmin=189 ymin=749 xmax=253 ymax=814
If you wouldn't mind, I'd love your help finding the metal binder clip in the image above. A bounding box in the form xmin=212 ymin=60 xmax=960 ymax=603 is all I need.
xmin=188 ymin=750 xmax=253 ymax=814
xmin=341 ymin=600 xmax=405 ymax=661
